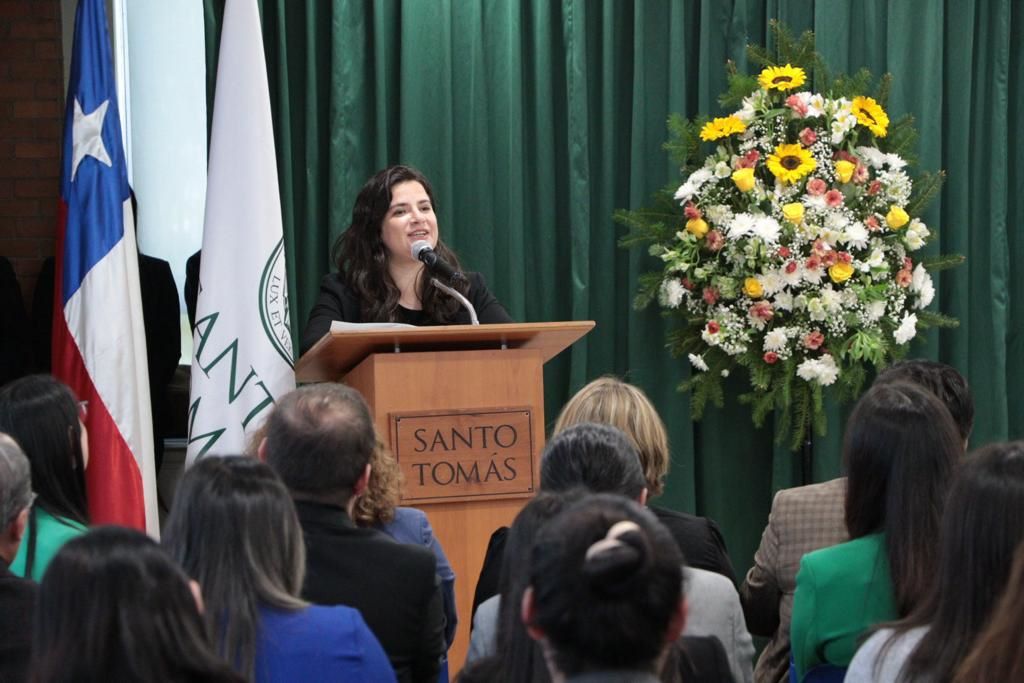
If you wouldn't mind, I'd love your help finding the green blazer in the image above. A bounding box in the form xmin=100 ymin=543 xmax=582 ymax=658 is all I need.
xmin=790 ymin=532 xmax=897 ymax=679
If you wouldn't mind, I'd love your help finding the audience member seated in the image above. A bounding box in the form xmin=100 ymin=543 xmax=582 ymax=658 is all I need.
xmin=30 ymin=526 xmax=241 ymax=683
xmin=555 ymin=376 xmax=736 ymax=580
xmin=473 ymin=378 xmax=736 ymax=618
xmin=790 ymin=381 xmax=961 ymax=679
xmin=0 ymin=434 xmax=36 ymax=683
xmin=741 ymin=359 xmax=972 ymax=683
xmin=521 ymin=494 xmax=688 ymax=683
xmin=0 ymin=375 xmax=89 ymax=579
xmin=163 ymin=455 xmax=396 ymax=682
xmin=952 ymin=540 xmax=1024 ymax=682
xmin=463 ymin=489 xmax=733 ymax=683
xmin=353 ymin=439 xmax=457 ymax=649
xmin=261 ymin=383 xmax=445 ymax=683
xmin=845 ymin=441 xmax=1024 ymax=682
xmin=472 ymin=423 xmax=753 ymax=682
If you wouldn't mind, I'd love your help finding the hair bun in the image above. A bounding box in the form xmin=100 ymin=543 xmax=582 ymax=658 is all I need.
xmin=582 ymin=520 xmax=649 ymax=594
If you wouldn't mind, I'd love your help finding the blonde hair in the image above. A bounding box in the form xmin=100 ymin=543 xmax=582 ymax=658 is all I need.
xmin=352 ymin=438 xmax=404 ymax=526
xmin=552 ymin=376 xmax=670 ymax=497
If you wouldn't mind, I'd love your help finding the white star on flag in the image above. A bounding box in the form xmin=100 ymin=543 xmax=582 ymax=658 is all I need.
xmin=71 ymin=97 xmax=112 ymax=181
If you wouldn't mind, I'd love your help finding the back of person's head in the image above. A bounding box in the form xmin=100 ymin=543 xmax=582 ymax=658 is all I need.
xmin=540 ymin=423 xmax=647 ymax=500
xmin=162 ymin=455 xmax=306 ymax=680
xmin=553 ymin=377 xmax=671 ymax=497
xmin=0 ymin=433 xmax=32 ymax=534
xmin=475 ymin=490 xmax=588 ymax=683
xmin=890 ymin=441 xmax=1024 ymax=680
xmin=352 ymin=439 xmax=403 ymax=526
xmin=524 ymin=494 xmax=684 ymax=677
xmin=32 ymin=526 xmax=241 ymax=683
xmin=0 ymin=374 xmax=87 ymax=526
xmin=874 ymin=359 xmax=974 ymax=443
xmin=953 ymin=541 xmax=1024 ymax=683
xmin=843 ymin=381 xmax=960 ymax=615
xmin=263 ymin=383 xmax=376 ymax=502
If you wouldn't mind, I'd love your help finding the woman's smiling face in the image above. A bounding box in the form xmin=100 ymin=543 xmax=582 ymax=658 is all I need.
xmin=381 ymin=180 xmax=438 ymax=264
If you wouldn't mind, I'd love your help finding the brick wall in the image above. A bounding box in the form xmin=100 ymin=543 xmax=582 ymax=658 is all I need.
xmin=0 ymin=0 xmax=64 ymax=310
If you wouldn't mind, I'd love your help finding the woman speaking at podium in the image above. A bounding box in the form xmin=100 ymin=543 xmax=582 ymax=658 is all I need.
xmin=301 ymin=165 xmax=512 ymax=354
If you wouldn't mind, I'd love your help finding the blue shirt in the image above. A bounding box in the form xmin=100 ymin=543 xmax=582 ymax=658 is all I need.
xmin=256 ymin=605 xmax=397 ymax=683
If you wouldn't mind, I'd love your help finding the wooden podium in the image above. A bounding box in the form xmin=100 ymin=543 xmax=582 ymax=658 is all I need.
xmin=295 ymin=321 xmax=594 ymax=671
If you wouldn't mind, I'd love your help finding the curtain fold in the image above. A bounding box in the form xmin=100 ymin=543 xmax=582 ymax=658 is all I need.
xmin=204 ymin=0 xmax=1020 ymax=577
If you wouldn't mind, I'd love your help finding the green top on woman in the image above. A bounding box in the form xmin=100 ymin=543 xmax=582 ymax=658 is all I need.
xmin=10 ymin=507 xmax=87 ymax=581
xmin=790 ymin=532 xmax=897 ymax=679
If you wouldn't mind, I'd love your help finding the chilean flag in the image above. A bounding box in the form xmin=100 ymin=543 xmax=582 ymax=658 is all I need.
xmin=52 ymin=0 xmax=158 ymax=533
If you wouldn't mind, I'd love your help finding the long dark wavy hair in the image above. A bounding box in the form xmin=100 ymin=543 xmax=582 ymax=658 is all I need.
xmin=843 ymin=381 xmax=960 ymax=616
xmin=333 ymin=164 xmax=468 ymax=322
xmin=31 ymin=526 xmax=242 ymax=683
xmin=876 ymin=441 xmax=1024 ymax=682
xmin=0 ymin=375 xmax=89 ymax=578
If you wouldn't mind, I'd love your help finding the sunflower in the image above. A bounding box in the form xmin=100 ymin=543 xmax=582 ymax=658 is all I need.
xmin=700 ymin=115 xmax=747 ymax=141
xmin=766 ymin=143 xmax=817 ymax=184
xmin=852 ymin=96 xmax=889 ymax=137
xmin=758 ymin=64 xmax=807 ymax=92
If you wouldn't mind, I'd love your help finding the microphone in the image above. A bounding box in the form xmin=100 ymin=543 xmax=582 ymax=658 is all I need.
xmin=411 ymin=241 xmax=464 ymax=281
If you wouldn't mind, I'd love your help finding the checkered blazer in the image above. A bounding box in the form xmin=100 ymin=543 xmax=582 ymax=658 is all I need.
xmin=739 ymin=478 xmax=848 ymax=683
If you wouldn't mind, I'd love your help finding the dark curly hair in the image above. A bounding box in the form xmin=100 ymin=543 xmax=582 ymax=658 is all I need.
xmin=332 ymin=165 xmax=468 ymax=323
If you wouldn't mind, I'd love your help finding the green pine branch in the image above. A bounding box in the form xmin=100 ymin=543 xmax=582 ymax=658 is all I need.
xmin=920 ymin=253 xmax=966 ymax=272
xmin=917 ymin=310 xmax=961 ymax=329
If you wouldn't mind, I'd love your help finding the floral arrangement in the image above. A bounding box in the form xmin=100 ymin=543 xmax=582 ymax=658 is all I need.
xmin=618 ymin=28 xmax=961 ymax=448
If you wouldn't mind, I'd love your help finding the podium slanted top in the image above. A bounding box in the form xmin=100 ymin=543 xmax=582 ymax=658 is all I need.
xmin=294 ymin=320 xmax=595 ymax=382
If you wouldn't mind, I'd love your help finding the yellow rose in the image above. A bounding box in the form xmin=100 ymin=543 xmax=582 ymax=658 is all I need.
xmin=828 ymin=262 xmax=855 ymax=283
xmin=834 ymin=160 xmax=856 ymax=183
xmin=886 ymin=206 xmax=910 ymax=229
xmin=743 ymin=277 xmax=764 ymax=298
xmin=732 ymin=167 xmax=756 ymax=192
xmin=685 ymin=218 xmax=709 ymax=238
xmin=782 ymin=202 xmax=805 ymax=224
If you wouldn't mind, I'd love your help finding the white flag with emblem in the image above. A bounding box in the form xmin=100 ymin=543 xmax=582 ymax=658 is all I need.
xmin=187 ymin=0 xmax=295 ymax=464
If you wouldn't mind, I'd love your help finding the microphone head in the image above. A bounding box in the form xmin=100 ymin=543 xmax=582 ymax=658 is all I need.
xmin=411 ymin=240 xmax=433 ymax=260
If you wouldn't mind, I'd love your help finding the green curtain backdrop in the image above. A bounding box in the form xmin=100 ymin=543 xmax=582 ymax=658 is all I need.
xmin=204 ymin=0 xmax=1022 ymax=578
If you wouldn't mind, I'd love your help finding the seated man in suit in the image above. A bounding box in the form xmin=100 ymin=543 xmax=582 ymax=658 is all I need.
xmin=740 ymin=359 xmax=974 ymax=683
xmin=261 ymin=384 xmax=445 ymax=683
xmin=0 ymin=433 xmax=38 ymax=683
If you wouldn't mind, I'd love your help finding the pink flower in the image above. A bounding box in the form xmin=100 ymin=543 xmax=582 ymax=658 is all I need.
xmin=684 ymin=203 xmax=701 ymax=220
xmin=838 ymin=251 xmax=853 ymax=264
xmin=749 ymin=301 xmax=774 ymax=321
xmin=777 ymin=246 xmax=792 ymax=259
xmin=706 ymin=321 xmax=720 ymax=334
xmin=807 ymin=178 xmax=828 ymax=196
xmin=865 ymin=215 xmax=880 ymax=231
xmin=798 ymin=127 xmax=818 ymax=146
xmin=702 ymin=287 xmax=719 ymax=305
xmin=853 ymin=164 xmax=869 ymax=184
xmin=903 ymin=257 xmax=913 ymax=271
xmin=812 ymin=240 xmax=827 ymax=254
xmin=734 ymin=150 xmax=761 ymax=170
xmin=896 ymin=269 xmax=913 ymax=287
xmin=867 ymin=180 xmax=882 ymax=196
xmin=834 ymin=149 xmax=857 ymax=164
xmin=805 ymin=256 xmax=821 ymax=271
xmin=681 ymin=277 xmax=695 ymax=290
xmin=785 ymin=260 xmax=799 ymax=274
xmin=786 ymin=95 xmax=809 ymax=117
xmin=763 ymin=351 xmax=780 ymax=365
xmin=803 ymin=331 xmax=825 ymax=350
xmin=825 ymin=189 xmax=844 ymax=207
xmin=705 ymin=230 xmax=725 ymax=251
xmin=822 ymin=251 xmax=838 ymax=266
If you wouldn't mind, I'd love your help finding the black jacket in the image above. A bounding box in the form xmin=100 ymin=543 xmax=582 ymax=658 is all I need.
xmin=300 ymin=271 xmax=512 ymax=354
xmin=295 ymin=501 xmax=446 ymax=683
xmin=0 ymin=561 xmax=36 ymax=683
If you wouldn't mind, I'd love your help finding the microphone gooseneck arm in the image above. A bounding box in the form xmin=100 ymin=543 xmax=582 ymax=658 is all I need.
xmin=430 ymin=277 xmax=479 ymax=325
